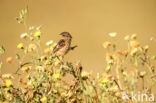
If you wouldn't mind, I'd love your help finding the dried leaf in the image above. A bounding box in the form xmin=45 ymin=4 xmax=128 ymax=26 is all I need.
xmin=6 ymin=57 xmax=13 ymax=64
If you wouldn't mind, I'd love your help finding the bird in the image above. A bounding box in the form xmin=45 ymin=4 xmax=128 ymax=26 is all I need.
xmin=53 ymin=32 xmax=77 ymax=57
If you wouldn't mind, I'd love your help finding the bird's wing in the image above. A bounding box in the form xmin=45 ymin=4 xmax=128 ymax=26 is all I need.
xmin=53 ymin=39 xmax=66 ymax=53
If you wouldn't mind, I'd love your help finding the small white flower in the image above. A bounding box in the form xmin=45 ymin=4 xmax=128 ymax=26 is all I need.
xmin=102 ymin=41 xmax=111 ymax=49
xmin=28 ymin=43 xmax=37 ymax=52
xmin=29 ymin=26 xmax=35 ymax=30
xmin=81 ymin=71 xmax=90 ymax=78
xmin=108 ymin=32 xmax=117 ymax=37
xmin=124 ymin=35 xmax=130 ymax=41
xmin=130 ymin=48 xmax=139 ymax=56
xmin=150 ymin=37 xmax=156 ymax=41
xmin=46 ymin=40 xmax=54 ymax=46
xmin=20 ymin=33 xmax=28 ymax=39
xmin=130 ymin=40 xmax=140 ymax=48
xmin=2 ymin=74 xmax=14 ymax=79
xmin=35 ymin=66 xmax=44 ymax=72
xmin=143 ymin=45 xmax=149 ymax=52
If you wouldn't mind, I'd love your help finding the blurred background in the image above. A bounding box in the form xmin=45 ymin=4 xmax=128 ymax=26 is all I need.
xmin=0 ymin=0 xmax=156 ymax=74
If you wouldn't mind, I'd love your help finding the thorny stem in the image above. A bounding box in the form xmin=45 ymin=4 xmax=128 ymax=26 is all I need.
xmin=15 ymin=62 xmax=32 ymax=74
xmin=140 ymin=57 xmax=154 ymax=73
xmin=141 ymin=77 xmax=144 ymax=91
xmin=15 ymin=53 xmax=27 ymax=74
xmin=35 ymin=40 xmax=42 ymax=58
xmin=115 ymin=61 xmax=123 ymax=91
xmin=79 ymin=75 xmax=86 ymax=90
xmin=114 ymin=79 xmax=122 ymax=91
xmin=24 ymin=0 xmax=29 ymax=30
xmin=88 ymin=78 xmax=99 ymax=102
xmin=15 ymin=0 xmax=29 ymax=74
xmin=69 ymin=62 xmax=86 ymax=90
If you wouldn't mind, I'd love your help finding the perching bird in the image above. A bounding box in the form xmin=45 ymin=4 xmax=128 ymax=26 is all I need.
xmin=53 ymin=32 xmax=77 ymax=57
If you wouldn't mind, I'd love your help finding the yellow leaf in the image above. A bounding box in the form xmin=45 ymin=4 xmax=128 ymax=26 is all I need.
xmin=52 ymin=72 xmax=61 ymax=80
xmin=17 ymin=43 xmax=24 ymax=49
xmin=5 ymin=79 xmax=13 ymax=87
xmin=40 ymin=96 xmax=47 ymax=103
xmin=101 ymin=78 xmax=109 ymax=84
xmin=34 ymin=30 xmax=41 ymax=38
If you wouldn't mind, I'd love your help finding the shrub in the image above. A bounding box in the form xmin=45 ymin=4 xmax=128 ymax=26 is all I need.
xmin=0 ymin=7 xmax=156 ymax=103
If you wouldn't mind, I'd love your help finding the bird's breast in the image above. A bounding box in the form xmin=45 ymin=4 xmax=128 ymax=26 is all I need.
xmin=55 ymin=41 xmax=71 ymax=56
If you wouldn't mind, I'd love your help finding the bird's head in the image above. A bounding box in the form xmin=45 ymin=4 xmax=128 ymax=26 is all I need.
xmin=59 ymin=32 xmax=72 ymax=40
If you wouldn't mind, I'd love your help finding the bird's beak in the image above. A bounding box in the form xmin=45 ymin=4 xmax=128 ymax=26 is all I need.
xmin=59 ymin=33 xmax=64 ymax=36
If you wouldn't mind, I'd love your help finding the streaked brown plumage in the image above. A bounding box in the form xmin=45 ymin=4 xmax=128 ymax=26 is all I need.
xmin=53 ymin=32 xmax=77 ymax=57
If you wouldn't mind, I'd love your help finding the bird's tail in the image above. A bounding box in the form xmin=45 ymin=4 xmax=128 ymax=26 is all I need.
xmin=70 ymin=45 xmax=78 ymax=50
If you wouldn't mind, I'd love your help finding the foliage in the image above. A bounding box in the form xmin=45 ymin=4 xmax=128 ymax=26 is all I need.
xmin=0 ymin=7 xmax=156 ymax=103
